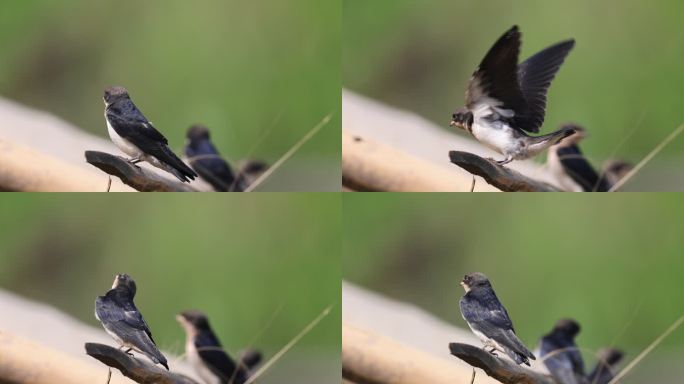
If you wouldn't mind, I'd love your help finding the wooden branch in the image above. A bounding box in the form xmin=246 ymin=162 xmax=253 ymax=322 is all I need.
xmin=85 ymin=151 xmax=197 ymax=192
xmin=0 ymin=140 xmax=133 ymax=191
xmin=342 ymin=132 xmax=496 ymax=192
xmin=85 ymin=343 xmax=198 ymax=384
xmin=0 ymin=332 xmax=132 ymax=384
xmin=342 ymin=324 xmax=499 ymax=384
xmin=449 ymin=151 xmax=560 ymax=192
xmin=449 ymin=343 xmax=554 ymax=384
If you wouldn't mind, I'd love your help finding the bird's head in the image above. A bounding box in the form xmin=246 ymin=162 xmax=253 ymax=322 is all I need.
xmin=460 ymin=272 xmax=491 ymax=292
xmin=103 ymin=86 xmax=130 ymax=106
xmin=596 ymin=347 xmax=624 ymax=365
xmin=450 ymin=108 xmax=474 ymax=132
xmin=111 ymin=273 xmax=136 ymax=296
xmin=176 ymin=310 xmax=212 ymax=335
xmin=186 ymin=125 xmax=211 ymax=142
xmin=553 ymin=318 xmax=581 ymax=337
xmin=557 ymin=123 xmax=587 ymax=146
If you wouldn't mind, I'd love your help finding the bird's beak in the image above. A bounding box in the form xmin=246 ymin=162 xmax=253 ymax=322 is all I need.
xmin=449 ymin=120 xmax=458 ymax=127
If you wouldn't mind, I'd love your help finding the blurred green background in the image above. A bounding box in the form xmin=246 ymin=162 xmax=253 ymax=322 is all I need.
xmin=0 ymin=194 xmax=340 ymax=383
xmin=343 ymin=0 xmax=684 ymax=190
xmin=0 ymin=0 xmax=340 ymax=191
xmin=343 ymin=194 xmax=684 ymax=383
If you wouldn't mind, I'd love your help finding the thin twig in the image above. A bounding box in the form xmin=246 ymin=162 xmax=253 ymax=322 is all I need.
xmin=243 ymin=305 xmax=332 ymax=384
xmin=470 ymin=367 xmax=476 ymax=384
xmin=607 ymin=315 xmax=684 ymax=384
xmin=609 ymin=123 xmax=684 ymax=191
xmin=244 ymin=114 xmax=332 ymax=192
xmin=106 ymin=367 xmax=111 ymax=384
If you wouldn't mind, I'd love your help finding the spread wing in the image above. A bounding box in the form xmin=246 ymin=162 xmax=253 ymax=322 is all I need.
xmin=557 ymin=145 xmax=610 ymax=192
xmin=195 ymin=333 xmax=238 ymax=381
xmin=514 ymin=39 xmax=575 ymax=132
xmin=465 ymin=26 xmax=526 ymax=118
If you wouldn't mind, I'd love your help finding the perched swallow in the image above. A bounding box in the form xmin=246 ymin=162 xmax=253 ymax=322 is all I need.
xmin=538 ymin=319 xmax=585 ymax=384
xmin=547 ymin=125 xmax=611 ymax=192
xmin=177 ymin=310 xmax=259 ymax=384
xmin=587 ymin=348 xmax=624 ymax=384
xmin=103 ymin=86 xmax=198 ymax=182
xmin=601 ymin=160 xmax=633 ymax=189
xmin=450 ymin=26 xmax=576 ymax=164
xmin=185 ymin=125 xmax=240 ymax=192
xmin=459 ymin=272 xmax=535 ymax=366
xmin=95 ymin=274 xmax=168 ymax=370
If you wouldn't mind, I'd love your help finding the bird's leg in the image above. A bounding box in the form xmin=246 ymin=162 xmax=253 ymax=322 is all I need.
xmin=482 ymin=341 xmax=499 ymax=356
xmin=127 ymin=156 xmax=143 ymax=164
xmin=118 ymin=346 xmax=134 ymax=356
xmin=496 ymin=156 xmax=513 ymax=165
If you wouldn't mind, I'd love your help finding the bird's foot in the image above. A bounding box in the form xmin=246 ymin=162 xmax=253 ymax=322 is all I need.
xmin=482 ymin=345 xmax=498 ymax=356
xmin=495 ymin=158 xmax=512 ymax=166
xmin=127 ymin=157 xmax=142 ymax=165
xmin=118 ymin=346 xmax=134 ymax=356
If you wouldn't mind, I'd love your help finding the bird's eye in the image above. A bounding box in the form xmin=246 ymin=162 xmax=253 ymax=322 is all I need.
xmin=452 ymin=113 xmax=458 ymax=119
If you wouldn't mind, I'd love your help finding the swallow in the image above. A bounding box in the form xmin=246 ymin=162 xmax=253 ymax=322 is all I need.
xmin=547 ymin=125 xmax=611 ymax=192
xmin=185 ymin=125 xmax=240 ymax=192
xmin=538 ymin=319 xmax=585 ymax=384
xmin=177 ymin=310 xmax=260 ymax=384
xmin=459 ymin=272 xmax=535 ymax=366
xmin=450 ymin=25 xmax=576 ymax=165
xmin=95 ymin=274 xmax=168 ymax=370
xmin=587 ymin=348 xmax=623 ymax=384
xmin=103 ymin=86 xmax=198 ymax=182
xmin=601 ymin=160 xmax=633 ymax=189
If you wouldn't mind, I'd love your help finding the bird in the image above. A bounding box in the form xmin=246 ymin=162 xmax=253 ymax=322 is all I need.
xmin=94 ymin=273 xmax=168 ymax=370
xmin=547 ymin=124 xmax=611 ymax=192
xmin=600 ymin=160 xmax=633 ymax=189
xmin=450 ymin=25 xmax=576 ymax=165
xmin=185 ymin=125 xmax=240 ymax=192
xmin=587 ymin=348 xmax=624 ymax=384
xmin=458 ymin=272 xmax=535 ymax=366
xmin=103 ymin=86 xmax=198 ymax=182
xmin=538 ymin=319 xmax=586 ymax=384
xmin=176 ymin=310 xmax=260 ymax=384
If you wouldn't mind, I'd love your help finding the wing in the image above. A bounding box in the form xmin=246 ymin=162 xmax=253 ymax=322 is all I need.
xmin=106 ymin=103 xmax=168 ymax=147
xmin=556 ymin=145 xmax=608 ymax=192
xmin=195 ymin=333 xmax=238 ymax=381
xmin=460 ymin=292 xmax=513 ymax=331
xmin=186 ymin=141 xmax=236 ymax=191
xmin=465 ymin=26 xmax=526 ymax=117
xmin=515 ymin=39 xmax=575 ymax=132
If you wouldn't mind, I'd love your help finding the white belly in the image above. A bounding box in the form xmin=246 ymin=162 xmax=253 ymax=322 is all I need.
xmin=471 ymin=121 xmax=521 ymax=156
xmin=107 ymin=120 xmax=143 ymax=158
xmin=187 ymin=340 xmax=221 ymax=384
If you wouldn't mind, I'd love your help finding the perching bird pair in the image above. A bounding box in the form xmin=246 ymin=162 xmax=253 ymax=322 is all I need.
xmin=103 ymin=87 xmax=266 ymax=191
xmin=95 ymin=274 xmax=260 ymax=384
xmin=458 ymin=272 xmax=623 ymax=384
xmin=449 ymin=25 xmax=631 ymax=191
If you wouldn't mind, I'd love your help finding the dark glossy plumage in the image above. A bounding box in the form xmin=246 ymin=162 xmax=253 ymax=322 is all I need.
xmin=185 ymin=125 xmax=239 ymax=192
xmin=459 ymin=273 xmax=535 ymax=366
xmin=105 ymin=92 xmax=197 ymax=182
xmin=95 ymin=274 xmax=168 ymax=369
xmin=539 ymin=319 xmax=585 ymax=384
xmin=466 ymin=25 xmax=575 ymax=134
xmin=178 ymin=310 xmax=255 ymax=384
xmin=556 ymin=144 xmax=610 ymax=192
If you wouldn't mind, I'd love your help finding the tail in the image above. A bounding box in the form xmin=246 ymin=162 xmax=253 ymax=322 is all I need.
xmin=142 ymin=346 xmax=169 ymax=370
xmin=159 ymin=145 xmax=198 ymax=183
xmin=527 ymin=126 xmax=577 ymax=157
